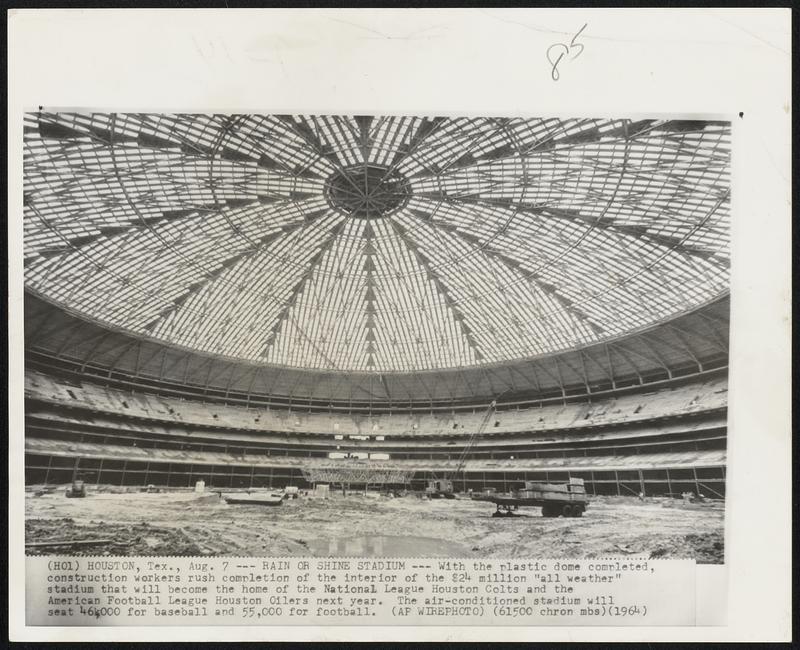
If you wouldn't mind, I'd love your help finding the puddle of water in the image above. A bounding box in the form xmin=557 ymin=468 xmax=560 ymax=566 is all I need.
xmin=307 ymin=535 xmax=473 ymax=557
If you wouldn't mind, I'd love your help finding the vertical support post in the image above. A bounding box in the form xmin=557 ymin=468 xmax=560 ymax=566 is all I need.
xmin=692 ymin=467 xmax=701 ymax=497
xmin=96 ymin=459 xmax=104 ymax=488
xmin=666 ymin=467 xmax=673 ymax=497
xmin=638 ymin=469 xmax=645 ymax=496
xmin=249 ymin=465 xmax=255 ymax=490
xmin=121 ymin=460 xmax=127 ymax=487
xmin=44 ymin=456 xmax=52 ymax=486
xmin=614 ymin=470 xmax=621 ymax=496
xmin=144 ymin=462 xmax=149 ymax=487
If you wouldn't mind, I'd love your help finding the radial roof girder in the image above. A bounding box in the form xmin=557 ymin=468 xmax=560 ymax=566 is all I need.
xmin=666 ymin=321 xmax=724 ymax=357
xmin=402 ymin=205 xmax=608 ymax=342
xmin=635 ymin=335 xmax=674 ymax=378
xmin=383 ymin=219 xmax=486 ymax=362
xmin=24 ymin=112 xmax=730 ymax=373
xmin=607 ymin=344 xmax=644 ymax=383
xmin=258 ymin=218 xmax=345 ymax=356
xmin=580 ymin=348 xmax=614 ymax=385
xmin=24 ymin=292 xmax=729 ymax=405
xmin=663 ymin=326 xmax=704 ymax=371
xmin=405 ymin=196 xmax=724 ymax=336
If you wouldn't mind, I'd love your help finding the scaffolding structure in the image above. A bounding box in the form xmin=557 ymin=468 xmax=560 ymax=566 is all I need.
xmin=301 ymin=464 xmax=414 ymax=491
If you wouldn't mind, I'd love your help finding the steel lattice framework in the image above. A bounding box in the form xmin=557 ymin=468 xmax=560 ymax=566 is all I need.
xmin=23 ymin=113 xmax=730 ymax=373
xmin=301 ymin=465 xmax=413 ymax=486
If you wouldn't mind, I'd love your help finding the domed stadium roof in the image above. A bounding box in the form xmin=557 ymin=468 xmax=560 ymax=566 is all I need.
xmin=23 ymin=113 xmax=730 ymax=373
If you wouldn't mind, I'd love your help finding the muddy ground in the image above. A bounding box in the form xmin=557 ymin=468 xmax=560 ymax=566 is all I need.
xmin=25 ymin=488 xmax=725 ymax=563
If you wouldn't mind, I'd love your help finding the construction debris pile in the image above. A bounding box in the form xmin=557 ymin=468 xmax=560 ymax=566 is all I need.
xmin=25 ymin=517 xmax=204 ymax=556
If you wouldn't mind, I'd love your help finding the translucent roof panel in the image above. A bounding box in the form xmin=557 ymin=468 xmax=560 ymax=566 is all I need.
xmin=23 ymin=113 xmax=731 ymax=372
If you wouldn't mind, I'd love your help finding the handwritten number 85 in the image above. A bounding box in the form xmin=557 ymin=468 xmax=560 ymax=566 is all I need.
xmin=547 ymin=23 xmax=587 ymax=81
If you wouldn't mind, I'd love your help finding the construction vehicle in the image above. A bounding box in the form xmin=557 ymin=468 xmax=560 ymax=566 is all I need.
xmin=425 ymin=478 xmax=456 ymax=499
xmin=473 ymin=477 xmax=588 ymax=518
xmin=65 ymin=460 xmax=87 ymax=498
xmin=65 ymin=479 xmax=86 ymax=498
xmin=425 ymin=400 xmax=497 ymax=499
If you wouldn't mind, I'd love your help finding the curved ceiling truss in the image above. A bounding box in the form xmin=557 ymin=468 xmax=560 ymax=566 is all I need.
xmin=25 ymin=292 xmax=729 ymax=409
xmin=23 ymin=112 xmax=730 ymax=373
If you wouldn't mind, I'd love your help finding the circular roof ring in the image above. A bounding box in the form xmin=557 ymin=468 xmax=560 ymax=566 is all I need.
xmin=325 ymin=164 xmax=411 ymax=220
xmin=22 ymin=113 xmax=731 ymax=373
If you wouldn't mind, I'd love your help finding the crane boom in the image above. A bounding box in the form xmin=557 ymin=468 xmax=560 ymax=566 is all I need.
xmin=425 ymin=398 xmax=500 ymax=498
xmin=448 ymin=399 xmax=497 ymax=481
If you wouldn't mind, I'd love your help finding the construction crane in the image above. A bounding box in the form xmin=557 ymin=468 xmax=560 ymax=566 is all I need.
xmin=425 ymin=398 xmax=497 ymax=499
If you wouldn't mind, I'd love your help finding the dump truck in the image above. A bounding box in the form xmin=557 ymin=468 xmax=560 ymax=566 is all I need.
xmin=474 ymin=478 xmax=588 ymax=518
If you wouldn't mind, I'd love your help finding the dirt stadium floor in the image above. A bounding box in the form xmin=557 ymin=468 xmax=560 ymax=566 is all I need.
xmin=25 ymin=488 xmax=725 ymax=563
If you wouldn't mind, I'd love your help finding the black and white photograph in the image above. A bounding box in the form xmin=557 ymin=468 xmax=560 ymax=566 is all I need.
xmin=23 ymin=112 xmax=729 ymax=561
xmin=8 ymin=8 xmax=791 ymax=643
